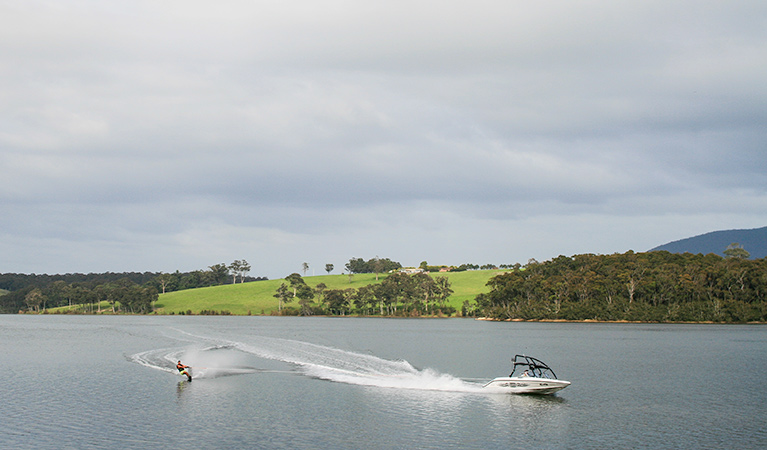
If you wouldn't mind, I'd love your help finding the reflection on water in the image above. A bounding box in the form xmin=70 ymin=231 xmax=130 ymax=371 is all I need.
xmin=176 ymin=380 xmax=190 ymax=399
xmin=485 ymin=393 xmax=570 ymax=445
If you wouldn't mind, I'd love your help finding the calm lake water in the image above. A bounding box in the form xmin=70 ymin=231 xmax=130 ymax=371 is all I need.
xmin=2 ymin=316 xmax=766 ymax=449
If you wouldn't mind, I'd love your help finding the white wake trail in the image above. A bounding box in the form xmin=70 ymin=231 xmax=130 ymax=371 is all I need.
xmin=230 ymin=337 xmax=486 ymax=393
xmin=130 ymin=330 xmax=486 ymax=393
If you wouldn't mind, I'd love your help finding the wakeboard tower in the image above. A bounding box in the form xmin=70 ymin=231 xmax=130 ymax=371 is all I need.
xmin=483 ymin=355 xmax=570 ymax=395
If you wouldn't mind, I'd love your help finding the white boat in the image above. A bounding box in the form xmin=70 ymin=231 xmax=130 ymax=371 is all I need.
xmin=483 ymin=355 xmax=570 ymax=395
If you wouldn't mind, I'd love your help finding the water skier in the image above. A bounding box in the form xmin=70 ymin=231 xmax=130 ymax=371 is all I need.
xmin=177 ymin=360 xmax=192 ymax=381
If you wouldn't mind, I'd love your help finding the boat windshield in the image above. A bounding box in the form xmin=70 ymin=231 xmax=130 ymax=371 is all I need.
xmin=509 ymin=355 xmax=559 ymax=379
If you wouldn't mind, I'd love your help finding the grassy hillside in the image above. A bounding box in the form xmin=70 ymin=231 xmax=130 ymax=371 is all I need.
xmin=155 ymin=270 xmax=502 ymax=315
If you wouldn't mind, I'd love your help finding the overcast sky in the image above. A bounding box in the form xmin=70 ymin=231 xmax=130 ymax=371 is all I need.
xmin=1 ymin=1 xmax=765 ymax=279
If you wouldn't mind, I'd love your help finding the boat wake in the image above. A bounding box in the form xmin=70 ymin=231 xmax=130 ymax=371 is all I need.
xmin=129 ymin=331 xmax=486 ymax=393
xmin=235 ymin=337 xmax=485 ymax=393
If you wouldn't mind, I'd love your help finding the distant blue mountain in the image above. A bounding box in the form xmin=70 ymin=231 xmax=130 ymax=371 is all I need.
xmin=650 ymin=226 xmax=767 ymax=259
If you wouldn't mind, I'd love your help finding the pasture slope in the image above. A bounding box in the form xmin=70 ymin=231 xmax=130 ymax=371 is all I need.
xmin=155 ymin=270 xmax=501 ymax=315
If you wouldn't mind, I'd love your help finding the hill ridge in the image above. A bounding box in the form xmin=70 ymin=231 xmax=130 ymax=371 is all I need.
xmin=649 ymin=226 xmax=767 ymax=259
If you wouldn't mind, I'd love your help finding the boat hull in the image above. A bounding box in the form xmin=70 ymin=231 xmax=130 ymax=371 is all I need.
xmin=483 ymin=377 xmax=570 ymax=395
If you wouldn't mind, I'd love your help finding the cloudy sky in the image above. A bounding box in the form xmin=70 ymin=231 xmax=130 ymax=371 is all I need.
xmin=1 ymin=1 xmax=765 ymax=279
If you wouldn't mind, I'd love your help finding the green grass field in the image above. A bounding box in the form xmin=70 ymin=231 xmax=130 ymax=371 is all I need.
xmin=155 ymin=270 xmax=503 ymax=315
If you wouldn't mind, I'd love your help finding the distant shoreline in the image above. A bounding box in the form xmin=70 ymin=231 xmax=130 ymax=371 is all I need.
xmin=17 ymin=310 xmax=766 ymax=324
xmin=474 ymin=317 xmax=767 ymax=325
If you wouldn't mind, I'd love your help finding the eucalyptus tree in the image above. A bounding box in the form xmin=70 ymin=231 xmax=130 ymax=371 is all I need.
xmin=122 ymin=285 xmax=157 ymax=314
xmin=345 ymin=258 xmax=366 ymax=274
xmin=302 ymin=262 xmax=309 ymax=276
xmin=24 ymin=288 xmax=44 ymax=312
xmin=435 ymin=276 xmax=453 ymax=311
xmin=227 ymin=260 xmax=250 ymax=283
xmin=208 ymin=263 xmax=230 ymax=285
xmin=412 ymin=272 xmax=438 ymax=314
xmin=59 ymin=282 xmax=77 ymax=308
xmin=285 ymin=273 xmax=306 ymax=297
xmin=352 ymin=285 xmax=376 ymax=315
xmin=155 ymin=273 xmax=174 ymax=294
xmin=229 ymin=261 xmax=242 ymax=284
xmin=330 ymin=289 xmax=354 ymax=315
xmin=44 ymin=280 xmax=69 ymax=308
xmin=371 ymin=257 xmax=385 ymax=281
xmin=376 ymin=272 xmax=413 ymax=315
xmin=314 ymin=282 xmax=328 ymax=308
xmin=240 ymin=260 xmax=251 ymax=282
xmin=325 ymin=289 xmax=349 ymax=315
xmin=724 ymin=243 xmax=750 ymax=259
xmin=296 ymin=284 xmax=315 ymax=316
xmin=273 ymin=283 xmax=291 ymax=312
xmin=373 ymin=280 xmax=396 ymax=315
xmin=325 ymin=263 xmax=334 ymax=274
xmin=229 ymin=259 xmax=251 ymax=283
xmin=179 ymin=270 xmax=208 ymax=290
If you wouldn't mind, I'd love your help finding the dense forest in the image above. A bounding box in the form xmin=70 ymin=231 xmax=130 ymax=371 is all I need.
xmin=468 ymin=250 xmax=767 ymax=323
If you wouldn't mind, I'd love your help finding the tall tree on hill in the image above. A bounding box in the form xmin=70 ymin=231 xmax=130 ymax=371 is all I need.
xmin=229 ymin=261 xmax=242 ymax=284
xmin=208 ymin=264 xmax=230 ymax=285
xmin=325 ymin=263 xmax=334 ymax=274
xmin=724 ymin=243 xmax=750 ymax=259
xmin=285 ymin=273 xmax=306 ymax=298
xmin=371 ymin=257 xmax=385 ymax=281
xmin=345 ymin=258 xmax=366 ymax=274
xmin=238 ymin=260 xmax=251 ymax=283
xmin=302 ymin=262 xmax=309 ymax=276
xmin=229 ymin=260 xmax=251 ymax=283
xmin=156 ymin=273 xmax=174 ymax=294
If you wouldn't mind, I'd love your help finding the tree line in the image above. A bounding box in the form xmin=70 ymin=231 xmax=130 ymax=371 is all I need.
xmin=344 ymin=257 xmax=403 ymax=277
xmin=468 ymin=250 xmax=767 ymax=323
xmin=273 ymin=271 xmax=455 ymax=317
xmin=1 ymin=260 xmax=265 ymax=313
xmin=20 ymin=278 xmax=158 ymax=314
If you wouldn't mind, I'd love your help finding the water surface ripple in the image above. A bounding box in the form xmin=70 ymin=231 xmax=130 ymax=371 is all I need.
xmin=2 ymin=316 xmax=765 ymax=449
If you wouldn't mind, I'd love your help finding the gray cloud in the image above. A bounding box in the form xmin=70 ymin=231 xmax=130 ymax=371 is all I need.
xmin=1 ymin=1 xmax=766 ymax=278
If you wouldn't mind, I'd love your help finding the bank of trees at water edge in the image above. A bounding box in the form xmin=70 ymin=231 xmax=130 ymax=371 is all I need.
xmin=274 ymin=272 xmax=455 ymax=316
xmin=5 ymin=250 xmax=766 ymax=322
xmin=0 ymin=260 xmax=264 ymax=314
xmin=467 ymin=250 xmax=767 ymax=323
xmin=19 ymin=279 xmax=158 ymax=314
